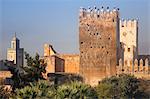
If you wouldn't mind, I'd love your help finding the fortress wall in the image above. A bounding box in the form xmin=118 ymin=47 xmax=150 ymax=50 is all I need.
xmin=44 ymin=56 xmax=64 ymax=73
xmin=44 ymin=56 xmax=55 ymax=73
xmin=55 ymin=56 xmax=65 ymax=72
xmin=58 ymin=54 xmax=79 ymax=74
xmin=118 ymin=58 xmax=150 ymax=79
xmin=79 ymin=7 xmax=120 ymax=85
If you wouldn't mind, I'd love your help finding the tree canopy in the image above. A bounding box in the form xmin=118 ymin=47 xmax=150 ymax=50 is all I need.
xmin=13 ymin=80 xmax=98 ymax=99
xmin=5 ymin=52 xmax=47 ymax=89
xmin=96 ymin=74 xmax=149 ymax=99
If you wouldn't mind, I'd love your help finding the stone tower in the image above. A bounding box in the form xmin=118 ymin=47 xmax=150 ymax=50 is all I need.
xmin=7 ymin=33 xmax=24 ymax=67
xmin=79 ymin=7 xmax=120 ymax=85
xmin=120 ymin=19 xmax=138 ymax=66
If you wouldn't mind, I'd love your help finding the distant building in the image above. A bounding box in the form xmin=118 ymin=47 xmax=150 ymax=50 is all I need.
xmin=43 ymin=43 xmax=79 ymax=79
xmin=7 ymin=33 xmax=24 ymax=67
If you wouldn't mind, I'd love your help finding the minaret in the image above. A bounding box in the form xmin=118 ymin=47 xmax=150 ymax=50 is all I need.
xmin=11 ymin=32 xmax=20 ymax=49
xmin=7 ymin=33 xmax=24 ymax=67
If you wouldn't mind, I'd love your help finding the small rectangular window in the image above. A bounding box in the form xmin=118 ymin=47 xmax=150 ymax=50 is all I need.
xmin=128 ymin=48 xmax=130 ymax=52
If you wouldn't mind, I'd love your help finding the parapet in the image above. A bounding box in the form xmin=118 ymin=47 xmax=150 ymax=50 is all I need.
xmin=118 ymin=58 xmax=150 ymax=74
xmin=120 ymin=19 xmax=138 ymax=27
xmin=79 ymin=6 xmax=119 ymax=20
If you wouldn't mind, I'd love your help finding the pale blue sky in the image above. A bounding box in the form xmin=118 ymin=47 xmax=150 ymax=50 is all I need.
xmin=0 ymin=0 xmax=150 ymax=59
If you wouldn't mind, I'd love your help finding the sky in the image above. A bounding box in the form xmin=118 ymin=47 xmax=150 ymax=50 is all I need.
xmin=0 ymin=0 xmax=150 ymax=60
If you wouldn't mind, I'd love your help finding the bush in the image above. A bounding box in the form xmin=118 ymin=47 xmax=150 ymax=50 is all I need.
xmin=6 ymin=52 xmax=47 ymax=90
xmin=96 ymin=83 xmax=112 ymax=98
xmin=12 ymin=80 xmax=98 ymax=99
xmin=57 ymin=81 xmax=98 ymax=99
xmin=12 ymin=80 xmax=55 ymax=99
xmin=96 ymin=74 xmax=147 ymax=99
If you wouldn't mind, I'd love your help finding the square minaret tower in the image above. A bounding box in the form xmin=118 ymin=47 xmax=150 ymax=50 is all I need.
xmin=7 ymin=33 xmax=24 ymax=67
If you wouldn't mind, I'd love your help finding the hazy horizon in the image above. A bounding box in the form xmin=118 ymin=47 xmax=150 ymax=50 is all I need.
xmin=0 ymin=0 xmax=150 ymax=60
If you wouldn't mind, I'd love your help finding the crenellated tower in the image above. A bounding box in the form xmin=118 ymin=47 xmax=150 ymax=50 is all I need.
xmin=79 ymin=6 xmax=120 ymax=85
xmin=120 ymin=19 xmax=138 ymax=66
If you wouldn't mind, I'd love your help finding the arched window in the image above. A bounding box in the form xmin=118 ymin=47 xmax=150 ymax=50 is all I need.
xmin=12 ymin=42 xmax=15 ymax=48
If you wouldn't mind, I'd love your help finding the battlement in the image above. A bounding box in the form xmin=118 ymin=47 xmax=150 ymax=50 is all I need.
xmin=120 ymin=19 xmax=138 ymax=28
xmin=79 ymin=6 xmax=119 ymax=20
xmin=118 ymin=58 xmax=150 ymax=75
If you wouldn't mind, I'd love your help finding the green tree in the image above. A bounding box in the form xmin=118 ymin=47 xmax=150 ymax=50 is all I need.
xmin=136 ymin=78 xmax=150 ymax=98
xmin=96 ymin=74 xmax=144 ymax=99
xmin=13 ymin=80 xmax=55 ymax=99
xmin=56 ymin=81 xmax=98 ymax=99
xmin=5 ymin=62 xmax=25 ymax=90
xmin=117 ymin=74 xmax=139 ymax=98
xmin=96 ymin=83 xmax=113 ymax=99
xmin=23 ymin=52 xmax=47 ymax=82
xmin=13 ymin=80 xmax=98 ymax=99
xmin=5 ymin=52 xmax=47 ymax=90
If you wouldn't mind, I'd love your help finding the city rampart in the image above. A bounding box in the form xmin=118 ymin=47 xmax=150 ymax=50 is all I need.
xmin=117 ymin=58 xmax=150 ymax=79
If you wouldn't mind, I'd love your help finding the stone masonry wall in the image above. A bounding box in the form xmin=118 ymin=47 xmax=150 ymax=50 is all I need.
xmin=79 ymin=7 xmax=120 ymax=86
xmin=117 ymin=58 xmax=150 ymax=79
xmin=43 ymin=44 xmax=79 ymax=76
xmin=58 ymin=54 xmax=79 ymax=74
xmin=120 ymin=19 xmax=138 ymax=65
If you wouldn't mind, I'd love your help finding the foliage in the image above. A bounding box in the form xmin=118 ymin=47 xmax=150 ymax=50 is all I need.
xmin=96 ymin=74 xmax=147 ymax=99
xmin=12 ymin=80 xmax=98 ymax=99
xmin=137 ymin=79 xmax=150 ymax=98
xmin=96 ymin=83 xmax=113 ymax=99
xmin=4 ymin=53 xmax=150 ymax=99
xmin=23 ymin=52 xmax=47 ymax=82
xmin=12 ymin=80 xmax=55 ymax=99
xmin=2 ymin=73 xmax=150 ymax=99
xmin=5 ymin=52 xmax=47 ymax=90
xmin=5 ymin=62 xmax=25 ymax=90
xmin=56 ymin=81 xmax=98 ymax=99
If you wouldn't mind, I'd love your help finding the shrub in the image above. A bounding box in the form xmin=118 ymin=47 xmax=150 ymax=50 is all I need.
xmin=57 ymin=81 xmax=98 ymax=99
xmin=13 ymin=80 xmax=55 ymax=99
xmin=96 ymin=74 xmax=146 ymax=99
